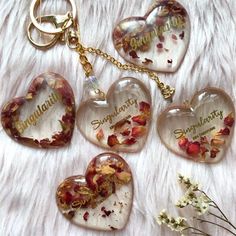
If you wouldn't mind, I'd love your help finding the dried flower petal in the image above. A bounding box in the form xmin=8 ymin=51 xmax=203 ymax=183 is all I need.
xmin=107 ymin=135 xmax=120 ymax=147
xmin=129 ymin=50 xmax=140 ymax=59
xmin=96 ymin=129 xmax=104 ymax=142
xmin=211 ymin=138 xmax=225 ymax=147
xmin=157 ymin=43 xmax=163 ymax=49
xmin=186 ymin=142 xmax=201 ymax=156
xmin=210 ymin=147 xmax=220 ymax=158
xmin=142 ymin=58 xmax=153 ymax=65
xmin=224 ymin=113 xmax=234 ymax=127
xmin=122 ymin=138 xmax=136 ymax=145
xmin=131 ymin=126 xmax=146 ymax=138
xmin=218 ymin=127 xmax=230 ymax=136
xmin=200 ymin=136 xmax=208 ymax=145
xmin=178 ymin=137 xmax=189 ymax=150
xmin=139 ymin=101 xmax=151 ymax=114
xmin=120 ymin=129 xmax=130 ymax=136
xmin=83 ymin=212 xmax=89 ymax=221
xmin=179 ymin=31 xmax=185 ymax=40
xmin=132 ymin=115 xmax=147 ymax=126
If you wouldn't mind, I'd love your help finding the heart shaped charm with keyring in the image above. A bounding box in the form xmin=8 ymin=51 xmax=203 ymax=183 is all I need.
xmin=77 ymin=76 xmax=152 ymax=153
xmin=157 ymin=88 xmax=235 ymax=163
xmin=113 ymin=0 xmax=190 ymax=72
xmin=56 ymin=152 xmax=133 ymax=231
xmin=1 ymin=73 xmax=75 ymax=148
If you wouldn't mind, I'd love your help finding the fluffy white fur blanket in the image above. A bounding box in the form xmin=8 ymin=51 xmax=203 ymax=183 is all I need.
xmin=0 ymin=0 xmax=235 ymax=235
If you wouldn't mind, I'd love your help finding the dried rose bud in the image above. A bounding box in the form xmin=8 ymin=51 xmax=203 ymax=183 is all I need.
xmin=224 ymin=113 xmax=234 ymax=127
xmin=178 ymin=137 xmax=189 ymax=150
xmin=131 ymin=126 xmax=146 ymax=138
xmin=210 ymin=147 xmax=220 ymax=158
xmin=218 ymin=127 xmax=230 ymax=135
xmin=186 ymin=142 xmax=201 ymax=156
xmin=122 ymin=138 xmax=136 ymax=145
xmin=157 ymin=43 xmax=163 ymax=49
xmin=107 ymin=135 xmax=120 ymax=147
xmin=132 ymin=115 xmax=147 ymax=126
xmin=211 ymin=138 xmax=225 ymax=147
xmin=96 ymin=129 xmax=104 ymax=142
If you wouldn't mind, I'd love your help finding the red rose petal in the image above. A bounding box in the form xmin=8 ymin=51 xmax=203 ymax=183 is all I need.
xmin=83 ymin=212 xmax=89 ymax=221
xmin=122 ymin=138 xmax=136 ymax=145
xmin=132 ymin=115 xmax=147 ymax=126
xmin=129 ymin=50 xmax=140 ymax=59
xmin=224 ymin=113 xmax=234 ymax=127
xmin=107 ymin=135 xmax=120 ymax=147
xmin=186 ymin=142 xmax=201 ymax=156
xmin=178 ymin=137 xmax=189 ymax=150
xmin=131 ymin=126 xmax=146 ymax=138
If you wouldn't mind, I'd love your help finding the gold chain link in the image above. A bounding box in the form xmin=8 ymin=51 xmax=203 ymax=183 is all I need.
xmin=76 ymin=43 xmax=175 ymax=100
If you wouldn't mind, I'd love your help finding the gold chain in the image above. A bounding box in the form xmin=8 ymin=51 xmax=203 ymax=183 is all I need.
xmin=75 ymin=43 xmax=175 ymax=100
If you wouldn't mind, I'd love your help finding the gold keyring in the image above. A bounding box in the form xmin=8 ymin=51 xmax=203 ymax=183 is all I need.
xmin=30 ymin=0 xmax=77 ymax=34
xmin=27 ymin=16 xmax=62 ymax=49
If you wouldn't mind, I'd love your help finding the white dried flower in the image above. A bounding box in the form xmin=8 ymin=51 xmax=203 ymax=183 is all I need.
xmin=176 ymin=188 xmax=197 ymax=208
xmin=192 ymin=195 xmax=211 ymax=215
xmin=178 ymin=174 xmax=199 ymax=191
xmin=156 ymin=210 xmax=188 ymax=233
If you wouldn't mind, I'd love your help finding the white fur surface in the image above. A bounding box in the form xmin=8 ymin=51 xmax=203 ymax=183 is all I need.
xmin=0 ymin=0 xmax=236 ymax=235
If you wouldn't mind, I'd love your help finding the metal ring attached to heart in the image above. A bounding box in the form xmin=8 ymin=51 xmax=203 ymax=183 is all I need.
xmin=56 ymin=152 xmax=133 ymax=231
xmin=113 ymin=0 xmax=190 ymax=73
xmin=157 ymin=87 xmax=235 ymax=163
xmin=1 ymin=72 xmax=76 ymax=148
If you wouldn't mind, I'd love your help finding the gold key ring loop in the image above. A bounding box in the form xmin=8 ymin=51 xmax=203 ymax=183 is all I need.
xmin=27 ymin=15 xmax=62 ymax=49
xmin=30 ymin=0 xmax=77 ymax=35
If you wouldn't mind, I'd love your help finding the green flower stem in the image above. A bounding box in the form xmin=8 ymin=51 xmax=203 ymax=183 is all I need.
xmin=196 ymin=218 xmax=236 ymax=236
xmin=182 ymin=226 xmax=210 ymax=236
xmin=198 ymin=190 xmax=229 ymax=222
xmin=208 ymin=212 xmax=236 ymax=232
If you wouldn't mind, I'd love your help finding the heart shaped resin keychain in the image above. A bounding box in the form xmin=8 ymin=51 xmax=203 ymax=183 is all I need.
xmin=1 ymin=73 xmax=75 ymax=148
xmin=113 ymin=0 xmax=190 ymax=72
xmin=77 ymin=76 xmax=152 ymax=152
xmin=157 ymin=88 xmax=235 ymax=163
xmin=56 ymin=152 xmax=133 ymax=231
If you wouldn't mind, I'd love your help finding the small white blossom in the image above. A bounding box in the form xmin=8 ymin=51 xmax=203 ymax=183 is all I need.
xmin=178 ymin=174 xmax=199 ymax=191
xmin=156 ymin=210 xmax=188 ymax=233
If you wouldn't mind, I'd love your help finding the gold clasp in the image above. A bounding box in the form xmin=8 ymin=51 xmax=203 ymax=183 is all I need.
xmin=27 ymin=0 xmax=80 ymax=49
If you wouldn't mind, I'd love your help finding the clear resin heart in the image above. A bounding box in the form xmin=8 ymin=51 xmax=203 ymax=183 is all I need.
xmin=1 ymin=72 xmax=75 ymax=148
xmin=113 ymin=0 xmax=190 ymax=72
xmin=157 ymin=88 xmax=235 ymax=163
xmin=56 ymin=152 xmax=133 ymax=231
xmin=77 ymin=77 xmax=152 ymax=153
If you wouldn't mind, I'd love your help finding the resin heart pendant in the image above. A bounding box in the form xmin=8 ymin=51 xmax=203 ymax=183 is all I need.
xmin=56 ymin=152 xmax=133 ymax=231
xmin=1 ymin=73 xmax=75 ymax=148
xmin=157 ymin=88 xmax=235 ymax=163
xmin=77 ymin=77 xmax=152 ymax=153
xmin=113 ymin=0 xmax=190 ymax=72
